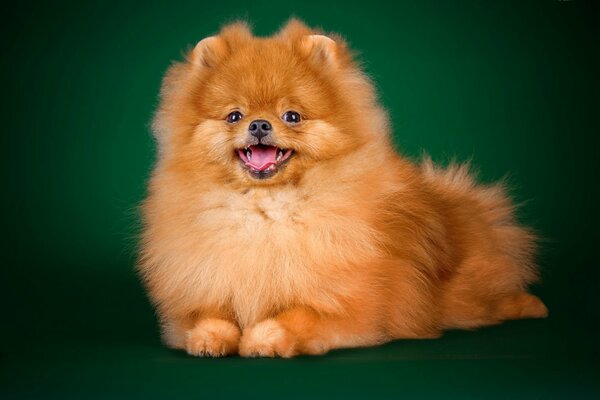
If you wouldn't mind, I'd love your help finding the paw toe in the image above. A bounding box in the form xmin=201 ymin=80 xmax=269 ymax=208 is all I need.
xmin=185 ymin=318 xmax=241 ymax=357
xmin=239 ymin=319 xmax=297 ymax=358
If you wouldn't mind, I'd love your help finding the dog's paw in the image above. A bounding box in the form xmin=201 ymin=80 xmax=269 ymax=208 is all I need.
xmin=185 ymin=318 xmax=241 ymax=357
xmin=239 ymin=319 xmax=297 ymax=358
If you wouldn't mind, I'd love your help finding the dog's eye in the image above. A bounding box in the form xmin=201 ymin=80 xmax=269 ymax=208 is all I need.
xmin=282 ymin=111 xmax=301 ymax=124
xmin=226 ymin=111 xmax=243 ymax=124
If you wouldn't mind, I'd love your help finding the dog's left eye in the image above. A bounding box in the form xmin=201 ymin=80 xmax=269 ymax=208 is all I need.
xmin=282 ymin=111 xmax=301 ymax=124
xmin=226 ymin=111 xmax=244 ymax=124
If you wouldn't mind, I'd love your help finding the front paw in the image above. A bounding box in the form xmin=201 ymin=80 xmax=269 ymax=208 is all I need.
xmin=239 ymin=319 xmax=297 ymax=358
xmin=185 ymin=318 xmax=241 ymax=357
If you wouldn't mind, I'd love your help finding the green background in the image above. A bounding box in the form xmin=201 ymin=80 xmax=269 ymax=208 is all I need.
xmin=2 ymin=0 xmax=599 ymax=398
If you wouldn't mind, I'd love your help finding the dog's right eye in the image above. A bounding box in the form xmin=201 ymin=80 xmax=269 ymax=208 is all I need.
xmin=282 ymin=111 xmax=301 ymax=124
xmin=226 ymin=111 xmax=243 ymax=124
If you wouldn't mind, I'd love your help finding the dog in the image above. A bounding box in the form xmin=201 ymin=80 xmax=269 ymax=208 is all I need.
xmin=138 ymin=19 xmax=548 ymax=357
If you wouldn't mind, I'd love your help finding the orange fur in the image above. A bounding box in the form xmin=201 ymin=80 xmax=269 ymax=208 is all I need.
xmin=138 ymin=19 xmax=547 ymax=357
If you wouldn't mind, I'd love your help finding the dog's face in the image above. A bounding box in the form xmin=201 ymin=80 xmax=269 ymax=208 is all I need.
xmin=154 ymin=20 xmax=387 ymax=187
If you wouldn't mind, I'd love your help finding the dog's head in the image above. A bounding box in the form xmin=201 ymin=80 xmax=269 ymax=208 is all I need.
xmin=153 ymin=19 xmax=389 ymax=187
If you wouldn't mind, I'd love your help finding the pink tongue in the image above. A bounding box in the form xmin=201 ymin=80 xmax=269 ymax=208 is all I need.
xmin=247 ymin=145 xmax=278 ymax=171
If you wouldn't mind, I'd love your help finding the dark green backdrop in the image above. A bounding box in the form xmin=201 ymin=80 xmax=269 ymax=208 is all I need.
xmin=2 ymin=0 xmax=599 ymax=398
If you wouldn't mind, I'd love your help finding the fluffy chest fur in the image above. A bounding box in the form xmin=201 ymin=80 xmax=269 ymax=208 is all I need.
xmin=143 ymin=183 xmax=382 ymax=327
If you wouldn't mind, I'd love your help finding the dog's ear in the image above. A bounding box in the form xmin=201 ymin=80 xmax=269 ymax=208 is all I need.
xmin=278 ymin=19 xmax=346 ymax=68
xmin=299 ymin=34 xmax=340 ymax=67
xmin=190 ymin=21 xmax=252 ymax=67
xmin=277 ymin=18 xmax=313 ymax=39
xmin=190 ymin=36 xmax=228 ymax=67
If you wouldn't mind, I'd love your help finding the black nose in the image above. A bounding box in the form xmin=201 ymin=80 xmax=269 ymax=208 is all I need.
xmin=248 ymin=119 xmax=272 ymax=140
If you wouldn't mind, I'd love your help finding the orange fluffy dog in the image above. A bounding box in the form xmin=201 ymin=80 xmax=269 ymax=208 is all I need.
xmin=139 ymin=19 xmax=548 ymax=357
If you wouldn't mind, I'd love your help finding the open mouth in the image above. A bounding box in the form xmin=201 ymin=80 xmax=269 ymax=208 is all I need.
xmin=237 ymin=144 xmax=293 ymax=179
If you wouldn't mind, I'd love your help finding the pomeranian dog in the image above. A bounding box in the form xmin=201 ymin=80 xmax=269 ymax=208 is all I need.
xmin=139 ymin=19 xmax=548 ymax=358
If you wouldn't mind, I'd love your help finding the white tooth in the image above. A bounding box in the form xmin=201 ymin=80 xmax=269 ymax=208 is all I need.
xmin=276 ymin=150 xmax=283 ymax=161
xmin=246 ymin=149 xmax=251 ymax=160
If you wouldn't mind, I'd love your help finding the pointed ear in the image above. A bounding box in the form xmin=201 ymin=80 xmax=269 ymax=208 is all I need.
xmin=299 ymin=34 xmax=339 ymax=67
xmin=219 ymin=21 xmax=252 ymax=42
xmin=190 ymin=36 xmax=228 ymax=67
xmin=277 ymin=18 xmax=313 ymax=39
